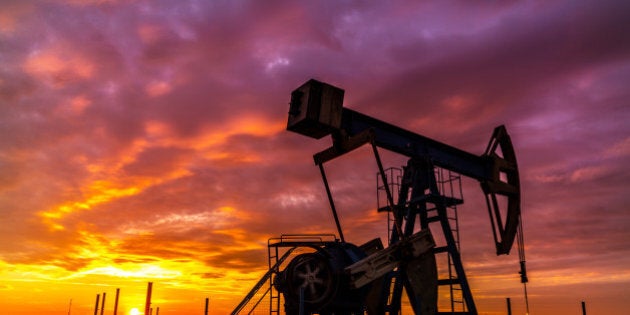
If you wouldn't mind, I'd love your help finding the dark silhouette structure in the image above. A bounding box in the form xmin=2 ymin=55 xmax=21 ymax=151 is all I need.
xmin=233 ymin=79 xmax=528 ymax=314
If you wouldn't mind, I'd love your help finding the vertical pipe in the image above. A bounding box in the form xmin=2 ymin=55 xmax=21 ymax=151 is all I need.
xmin=506 ymin=297 xmax=512 ymax=315
xmin=93 ymin=294 xmax=100 ymax=315
xmin=113 ymin=288 xmax=120 ymax=315
xmin=156 ymin=307 xmax=159 ymax=315
xmin=204 ymin=297 xmax=209 ymax=315
xmin=100 ymin=292 xmax=106 ymax=315
xmin=582 ymin=301 xmax=587 ymax=315
xmin=144 ymin=282 xmax=153 ymax=315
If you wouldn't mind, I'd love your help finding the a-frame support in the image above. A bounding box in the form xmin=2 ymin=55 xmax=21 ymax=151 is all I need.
xmin=379 ymin=158 xmax=477 ymax=315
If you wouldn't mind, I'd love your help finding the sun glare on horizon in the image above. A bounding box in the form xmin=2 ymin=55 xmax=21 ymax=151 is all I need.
xmin=129 ymin=308 xmax=140 ymax=315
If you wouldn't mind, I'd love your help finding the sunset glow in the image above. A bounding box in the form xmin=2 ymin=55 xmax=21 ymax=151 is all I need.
xmin=1 ymin=1 xmax=629 ymax=315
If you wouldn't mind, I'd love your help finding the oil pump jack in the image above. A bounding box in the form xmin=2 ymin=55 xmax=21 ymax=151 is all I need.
xmin=232 ymin=79 xmax=527 ymax=315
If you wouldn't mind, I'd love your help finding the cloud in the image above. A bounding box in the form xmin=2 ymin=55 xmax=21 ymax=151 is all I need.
xmin=1 ymin=1 xmax=629 ymax=314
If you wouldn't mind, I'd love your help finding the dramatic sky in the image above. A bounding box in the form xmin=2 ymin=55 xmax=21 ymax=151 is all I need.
xmin=1 ymin=0 xmax=629 ymax=314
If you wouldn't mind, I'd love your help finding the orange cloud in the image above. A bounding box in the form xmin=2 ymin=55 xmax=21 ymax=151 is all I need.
xmin=33 ymin=111 xmax=284 ymax=232
xmin=0 ymin=3 xmax=33 ymax=34
xmin=146 ymin=80 xmax=173 ymax=97
xmin=70 ymin=95 xmax=91 ymax=113
xmin=137 ymin=24 xmax=163 ymax=44
xmin=24 ymin=46 xmax=95 ymax=86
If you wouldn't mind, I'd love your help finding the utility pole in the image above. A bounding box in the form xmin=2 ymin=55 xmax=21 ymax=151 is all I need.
xmin=100 ymin=292 xmax=106 ymax=315
xmin=93 ymin=294 xmax=100 ymax=315
xmin=582 ymin=301 xmax=587 ymax=315
xmin=506 ymin=298 xmax=512 ymax=315
xmin=145 ymin=282 xmax=153 ymax=315
xmin=113 ymin=288 xmax=120 ymax=315
xmin=204 ymin=297 xmax=209 ymax=315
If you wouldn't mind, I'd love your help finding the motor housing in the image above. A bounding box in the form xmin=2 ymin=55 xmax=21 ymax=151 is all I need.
xmin=274 ymin=242 xmax=369 ymax=315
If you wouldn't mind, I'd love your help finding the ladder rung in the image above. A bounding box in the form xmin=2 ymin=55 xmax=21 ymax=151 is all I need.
xmin=438 ymin=278 xmax=460 ymax=285
xmin=434 ymin=246 xmax=449 ymax=253
xmin=377 ymin=206 xmax=392 ymax=212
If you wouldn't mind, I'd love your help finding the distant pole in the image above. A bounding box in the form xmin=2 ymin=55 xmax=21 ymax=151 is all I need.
xmin=93 ymin=294 xmax=100 ymax=315
xmin=113 ymin=288 xmax=120 ymax=315
xmin=68 ymin=298 xmax=72 ymax=315
xmin=582 ymin=301 xmax=587 ymax=315
xmin=156 ymin=307 xmax=160 ymax=315
xmin=506 ymin=297 xmax=512 ymax=315
xmin=150 ymin=307 xmax=153 ymax=315
xmin=144 ymin=282 xmax=153 ymax=315
xmin=204 ymin=297 xmax=209 ymax=315
xmin=100 ymin=292 xmax=106 ymax=315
